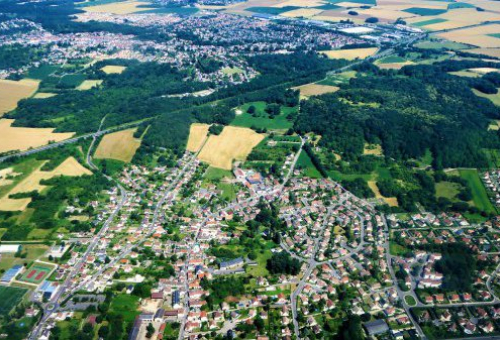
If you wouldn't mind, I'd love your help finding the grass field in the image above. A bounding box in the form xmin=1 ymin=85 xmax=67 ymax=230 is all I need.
xmin=19 ymin=263 xmax=54 ymax=284
xmin=28 ymin=64 xmax=60 ymax=80
xmin=101 ymin=65 xmax=127 ymax=74
xmin=0 ymin=79 xmax=39 ymax=116
xmin=473 ymin=88 xmax=500 ymax=106
xmin=322 ymin=47 xmax=378 ymax=61
xmin=0 ymin=157 xmax=91 ymax=211
xmin=435 ymin=181 xmax=461 ymax=200
xmin=293 ymin=83 xmax=339 ymax=97
xmin=59 ymin=74 xmax=86 ymax=88
xmin=0 ymin=286 xmax=27 ymax=316
xmin=186 ymin=123 xmax=210 ymax=152
xmin=110 ymin=294 xmax=140 ymax=322
xmin=197 ymin=126 xmax=264 ymax=170
xmin=76 ymin=79 xmax=102 ymax=91
xmin=405 ymin=295 xmax=417 ymax=306
xmin=231 ymin=102 xmax=295 ymax=130
xmin=0 ymin=244 xmax=48 ymax=270
xmin=0 ymin=118 xmax=74 ymax=154
xmin=33 ymin=92 xmax=57 ymax=99
xmin=415 ymin=40 xmax=470 ymax=50
xmin=297 ymin=150 xmax=322 ymax=178
xmin=368 ymin=181 xmax=398 ymax=207
xmin=221 ymin=67 xmax=243 ymax=75
xmin=94 ymin=128 xmax=141 ymax=163
xmin=204 ymin=167 xmax=234 ymax=181
xmin=458 ymin=169 xmax=496 ymax=214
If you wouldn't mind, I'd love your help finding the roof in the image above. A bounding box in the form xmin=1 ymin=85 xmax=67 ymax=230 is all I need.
xmin=364 ymin=319 xmax=389 ymax=335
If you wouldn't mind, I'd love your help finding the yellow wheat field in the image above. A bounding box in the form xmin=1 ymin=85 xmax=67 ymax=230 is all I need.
xmin=101 ymin=65 xmax=127 ymax=74
xmin=197 ymin=126 xmax=264 ymax=170
xmin=322 ymin=47 xmax=378 ymax=61
xmin=83 ymin=0 xmax=152 ymax=14
xmin=437 ymin=24 xmax=500 ymax=48
xmin=0 ymin=79 xmax=39 ymax=116
xmin=0 ymin=119 xmax=74 ymax=153
xmin=467 ymin=48 xmax=500 ymax=58
xmin=186 ymin=123 xmax=210 ymax=152
xmin=293 ymin=84 xmax=339 ymax=97
xmin=0 ymin=157 xmax=91 ymax=211
xmin=94 ymin=128 xmax=141 ymax=163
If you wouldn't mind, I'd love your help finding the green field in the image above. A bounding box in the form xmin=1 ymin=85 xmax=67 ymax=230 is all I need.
xmin=110 ymin=294 xmax=140 ymax=322
xmin=297 ymin=150 xmax=322 ymax=178
xmin=404 ymin=7 xmax=447 ymax=16
xmin=435 ymin=181 xmax=461 ymax=200
xmin=415 ymin=40 xmax=470 ymax=50
xmin=390 ymin=242 xmax=409 ymax=256
xmin=59 ymin=74 xmax=86 ymax=88
xmin=413 ymin=18 xmax=447 ymax=27
xmin=231 ymin=101 xmax=295 ymax=130
xmin=28 ymin=64 xmax=60 ymax=80
xmin=0 ymin=286 xmax=27 ymax=316
xmin=204 ymin=167 xmax=234 ymax=181
xmin=378 ymin=56 xmax=407 ymax=64
xmin=458 ymin=169 xmax=496 ymax=213
xmin=247 ymin=6 xmax=300 ymax=15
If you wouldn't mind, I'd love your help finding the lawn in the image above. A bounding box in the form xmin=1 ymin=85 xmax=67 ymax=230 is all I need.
xmin=435 ymin=181 xmax=461 ymax=200
xmin=458 ymin=169 xmax=496 ymax=214
xmin=218 ymin=183 xmax=237 ymax=201
xmin=390 ymin=242 xmax=409 ymax=256
xmin=110 ymin=294 xmax=140 ymax=322
xmin=204 ymin=167 xmax=234 ymax=181
xmin=297 ymin=150 xmax=322 ymax=178
xmin=0 ymin=286 xmax=27 ymax=316
xmin=405 ymin=295 xmax=417 ymax=306
xmin=0 ymin=244 xmax=49 ymax=271
xmin=231 ymin=102 xmax=295 ymax=130
xmin=246 ymin=249 xmax=273 ymax=277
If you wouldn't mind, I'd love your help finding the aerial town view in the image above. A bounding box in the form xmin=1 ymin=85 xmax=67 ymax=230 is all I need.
xmin=2 ymin=0 xmax=500 ymax=339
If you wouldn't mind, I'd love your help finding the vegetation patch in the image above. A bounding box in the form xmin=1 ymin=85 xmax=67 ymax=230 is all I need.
xmin=0 ymin=79 xmax=39 ymax=116
xmin=94 ymin=128 xmax=142 ymax=163
xmin=0 ymin=286 xmax=26 ymax=316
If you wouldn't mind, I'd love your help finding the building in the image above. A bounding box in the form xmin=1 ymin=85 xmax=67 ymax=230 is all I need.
xmin=1 ymin=265 xmax=24 ymax=283
xmin=0 ymin=244 xmax=21 ymax=253
xmin=220 ymin=257 xmax=244 ymax=271
xmin=364 ymin=319 xmax=389 ymax=336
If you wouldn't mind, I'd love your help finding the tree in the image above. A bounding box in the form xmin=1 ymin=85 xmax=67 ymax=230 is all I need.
xmin=146 ymin=323 xmax=155 ymax=338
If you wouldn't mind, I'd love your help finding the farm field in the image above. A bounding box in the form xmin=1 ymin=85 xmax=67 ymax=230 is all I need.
xmin=186 ymin=123 xmax=210 ymax=152
xmin=94 ymin=128 xmax=142 ymax=163
xmin=82 ymin=0 xmax=153 ymax=14
xmin=197 ymin=126 xmax=264 ymax=170
xmin=458 ymin=169 xmax=496 ymax=214
xmin=33 ymin=92 xmax=57 ymax=99
xmin=76 ymin=79 xmax=102 ymax=91
xmin=321 ymin=47 xmax=378 ymax=61
xmin=297 ymin=150 xmax=322 ymax=178
xmin=293 ymin=83 xmax=339 ymax=97
xmin=0 ymin=286 xmax=27 ymax=317
xmin=0 ymin=244 xmax=49 ymax=270
xmin=101 ymin=65 xmax=127 ymax=74
xmin=19 ymin=262 xmax=54 ymax=285
xmin=231 ymin=102 xmax=295 ymax=130
xmin=467 ymin=48 xmax=500 ymax=58
xmin=0 ymin=157 xmax=91 ymax=211
xmin=0 ymin=119 xmax=74 ymax=154
xmin=415 ymin=40 xmax=470 ymax=50
xmin=0 ymin=79 xmax=39 ymax=116
xmin=437 ymin=24 xmax=500 ymax=48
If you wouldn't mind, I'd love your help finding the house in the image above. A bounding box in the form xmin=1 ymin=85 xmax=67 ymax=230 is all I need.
xmin=364 ymin=319 xmax=389 ymax=336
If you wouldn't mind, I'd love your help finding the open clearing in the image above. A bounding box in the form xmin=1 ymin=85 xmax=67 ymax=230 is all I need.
xmin=0 ymin=119 xmax=74 ymax=153
xmin=33 ymin=92 xmax=57 ymax=99
xmin=197 ymin=126 xmax=264 ymax=170
xmin=0 ymin=79 xmax=39 ymax=116
xmin=368 ymin=181 xmax=398 ymax=207
xmin=186 ymin=123 xmax=210 ymax=152
xmin=76 ymin=79 xmax=103 ymax=91
xmin=101 ymin=65 xmax=127 ymax=74
xmin=363 ymin=143 xmax=383 ymax=156
xmin=94 ymin=128 xmax=142 ymax=163
xmin=0 ymin=157 xmax=91 ymax=211
xmin=473 ymin=88 xmax=500 ymax=106
xmin=293 ymin=83 xmax=339 ymax=97
xmin=82 ymin=0 xmax=153 ymax=14
xmin=322 ymin=47 xmax=378 ymax=60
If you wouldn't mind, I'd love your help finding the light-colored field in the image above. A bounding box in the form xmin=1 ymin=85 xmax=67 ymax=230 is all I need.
xmin=186 ymin=123 xmax=210 ymax=152
xmin=468 ymin=48 xmax=500 ymax=58
xmin=0 ymin=157 xmax=91 ymax=211
xmin=33 ymin=92 xmax=57 ymax=99
xmin=281 ymin=8 xmax=324 ymax=17
xmin=76 ymin=79 xmax=103 ymax=91
xmin=83 ymin=0 xmax=152 ymax=14
xmin=488 ymin=120 xmax=500 ymax=131
xmin=449 ymin=70 xmax=482 ymax=78
xmin=377 ymin=61 xmax=415 ymax=69
xmin=94 ymin=128 xmax=141 ymax=163
xmin=197 ymin=126 xmax=264 ymax=170
xmin=473 ymin=88 xmax=500 ymax=106
xmin=363 ymin=143 xmax=383 ymax=156
xmin=0 ymin=119 xmax=74 ymax=153
xmin=0 ymin=168 xmax=18 ymax=187
xmin=322 ymin=47 xmax=378 ymax=61
xmin=101 ymin=65 xmax=127 ymax=74
xmin=312 ymin=14 xmax=366 ymax=24
xmin=221 ymin=67 xmax=243 ymax=76
xmin=359 ymin=7 xmax=414 ymax=20
xmin=437 ymin=24 xmax=500 ymax=48
xmin=0 ymin=79 xmax=39 ymax=116
xmin=272 ymin=0 xmax=323 ymax=7
xmin=293 ymin=83 xmax=339 ymax=97
xmin=368 ymin=181 xmax=398 ymax=207
xmin=469 ymin=67 xmax=500 ymax=74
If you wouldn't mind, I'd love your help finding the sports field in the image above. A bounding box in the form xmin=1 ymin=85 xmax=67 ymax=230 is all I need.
xmin=0 ymin=79 xmax=39 ymax=116
xmin=101 ymin=65 xmax=127 ymax=74
xmin=94 ymin=128 xmax=142 ymax=162
xmin=322 ymin=47 xmax=378 ymax=61
xmin=197 ymin=126 xmax=264 ymax=170
xmin=186 ymin=123 xmax=210 ymax=152
xmin=0 ymin=157 xmax=91 ymax=211
xmin=0 ymin=119 xmax=74 ymax=154
xmin=0 ymin=286 xmax=27 ymax=316
xmin=19 ymin=263 xmax=53 ymax=284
